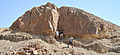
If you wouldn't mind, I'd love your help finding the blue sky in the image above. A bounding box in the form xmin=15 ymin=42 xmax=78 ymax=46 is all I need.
xmin=0 ymin=0 xmax=120 ymax=28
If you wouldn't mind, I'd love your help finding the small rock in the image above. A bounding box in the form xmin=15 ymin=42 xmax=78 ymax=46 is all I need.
xmin=30 ymin=48 xmax=35 ymax=51
xmin=33 ymin=50 xmax=38 ymax=55
xmin=25 ymin=53 xmax=31 ymax=55
xmin=16 ymin=51 xmax=26 ymax=55
xmin=54 ymin=49 xmax=57 ymax=52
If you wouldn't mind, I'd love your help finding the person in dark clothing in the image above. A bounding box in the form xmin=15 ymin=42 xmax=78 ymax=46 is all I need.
xmin=60 ymin=29 xmax=63 ymax=34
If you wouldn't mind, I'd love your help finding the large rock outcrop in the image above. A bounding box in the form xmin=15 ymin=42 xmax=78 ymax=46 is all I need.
xmin=58 ymin=7 xmax=97 ymax=38
xmin=58 ymin=6 xmax=120 ymax=38
xmin=10 ymin=2 xmax=59 ymax=35
xmin=10 ymin=2 xmax=120 ymax=38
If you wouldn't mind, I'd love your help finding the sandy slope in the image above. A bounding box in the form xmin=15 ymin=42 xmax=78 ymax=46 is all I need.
xmin=0 ymin=30 xmax=120 ymax=55
xmin=0 ymin=39 xmax=119 ymax=55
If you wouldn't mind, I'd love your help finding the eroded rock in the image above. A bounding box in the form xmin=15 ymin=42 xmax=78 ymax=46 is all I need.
xmin=9 ymin=2 xmax=120 ymax=39
xmin=10 ymin=2 xmax=59 ymax=36
xmin=87 ymin=43 xmax=109 ymax=53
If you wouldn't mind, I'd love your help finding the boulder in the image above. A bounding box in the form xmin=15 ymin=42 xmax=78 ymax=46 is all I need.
xmin=87 ymin=43 xmax=109 ymax=53
xmin=0 ymin=28 xmax=9 ymax=33
xmin=109 ymin=47 xmax=120 ymax=53
xmin=58 ymin=7 xmax=97 ymax=37
xmin=10 ymin=2 xmax=59 ymax=35
xmin=43 ymin=35 xmax=56 ymax=44
xmin=58 ymin=6 xmax=120 ymax=38
xmin=33 ymin=50 xmax=38 ymax=55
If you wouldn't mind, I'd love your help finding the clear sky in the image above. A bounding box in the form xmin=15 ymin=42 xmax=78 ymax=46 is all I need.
xmin=0 ymin=0 xmax=120 ymax=28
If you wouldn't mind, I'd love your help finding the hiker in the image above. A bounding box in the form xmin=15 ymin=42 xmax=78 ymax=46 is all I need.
xmin=55 ymin=30 xmax=59 ymax=40
xmin=68 ymin=36 xmax=74 ymax=48
xmin=59 ymin=29 xmax=64 ymax=39
xmin=60 ymin=33 xmax=63 ymax=43
xmin=59 ymin=29 xmax=64 ymax=43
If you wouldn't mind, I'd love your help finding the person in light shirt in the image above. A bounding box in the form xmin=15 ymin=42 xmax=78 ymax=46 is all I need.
xmin=55 ymin=30 xmax=59 ymax=40
xmin=68 ymin=36 xmax=74 ymax=48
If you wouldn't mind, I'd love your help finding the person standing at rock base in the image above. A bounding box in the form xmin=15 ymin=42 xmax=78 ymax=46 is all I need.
xmin=59 ymin=29 xmax=64 ymax=44
xmin=55 ymin=30 xmax=59 ymax=40
xmin=68 ymin=36 xmax=74 ymax=48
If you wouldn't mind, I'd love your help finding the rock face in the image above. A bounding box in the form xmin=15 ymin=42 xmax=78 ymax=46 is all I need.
xmin=10 ymin=2 xmax=59 ymax=35
xmin=10 ymin=2 xmax=120 ymax=38
xmin=58 ymin=7 xmax=97 ymax=38
xmin=58 ymin=6 xmax=120 ymax=38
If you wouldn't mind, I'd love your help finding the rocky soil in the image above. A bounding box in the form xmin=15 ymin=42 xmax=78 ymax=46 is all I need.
xmin=0 ymin=29 xmax=120 ymax=55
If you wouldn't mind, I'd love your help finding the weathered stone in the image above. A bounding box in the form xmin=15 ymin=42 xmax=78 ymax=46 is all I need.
xmin=54 ymin=49 xmax=57 ymax=52
xmin=10 ymin=2 xmax=59 ymax=36
xmin=9 ymin=2 xmax=120 ymax=39
xmin=58 ymin=7 xmax=97 ymax=37
xmin=45 ymin=35 xmax=56 ymax=44
xmin=111 ymin=38 xmax=120 ymax=43
xmin=87 ymin=43 xmax=109 ymax=53
xmin=33 ymin=50 xmax=38 ymax=55
xmin=25 ymin=53 xmax=31 ymax=55
xmin=16 ymin=51 xmax=26 ymax=55
xmin=0 ymin=28 xmax=9 ymax=33
xmin=109 ymin=47 xmax=120 ymax=53
xmin=58 ymin=6 xmax=120 ymax=38
xmin=0 ymin=34 xmax=33 ymax=42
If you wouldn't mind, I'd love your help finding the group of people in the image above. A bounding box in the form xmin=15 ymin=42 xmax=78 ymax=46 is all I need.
xmin=55 ymin=29 xmax=63 ymax=42
xmin=55 ymin=29 xmax=74 ymax=48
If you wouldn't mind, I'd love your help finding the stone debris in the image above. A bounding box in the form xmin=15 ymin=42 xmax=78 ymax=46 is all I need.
xmin=7 ymin=42 xmax=49 ymax=55
xmin=0 ymin=36 xmax=119 ymax=55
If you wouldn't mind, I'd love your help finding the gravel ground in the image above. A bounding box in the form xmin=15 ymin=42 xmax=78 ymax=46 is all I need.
xmin=0 ymin=29 xmax=120 ymax=55
xmin=0 ymin=39 xmax=119 ymax=55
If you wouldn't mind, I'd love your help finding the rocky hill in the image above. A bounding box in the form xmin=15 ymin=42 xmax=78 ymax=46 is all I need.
xmin=0 ymin=2 xmax=120 ymax=55
xmin=10 ymin=2 xmax=120 ymax=39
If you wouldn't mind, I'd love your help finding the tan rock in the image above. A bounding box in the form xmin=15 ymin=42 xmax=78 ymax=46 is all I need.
xmin=25 ymin=53 xmax=31 ymax=55
xmin=45 ymin=35 xmax=56 ymax=44
xmin=10 ymin=2 xmax=59 ymax=36
xmin=0 ymin=28 xmax=9 ymax=33
xmin=9 ymin=2 xmax=120 ymax=39
xmin=29 ymin=48 xmax=35 ymax=51
xmin=33 ymin=50 xmax=38 ymax=55
xmin=16 ymin=51 xmax=26 ymax=55
xmin=58 ymin=6 xmax=120 ymax=38
xmin=87 ymin=43 xmax=109 ymax=53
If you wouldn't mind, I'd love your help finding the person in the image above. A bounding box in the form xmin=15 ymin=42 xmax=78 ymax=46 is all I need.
xmin=55 ymin=30 xmax=59 ymax=40
xmin=60 ymin=33 xmax=63 ymax=43
xmin=60 ymin=29 xmax=63 ymax=34
xmin=59 ymin=29 xmax=64 ymax=44
xmin=68 ymin=36 xmax=74 ymax=48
